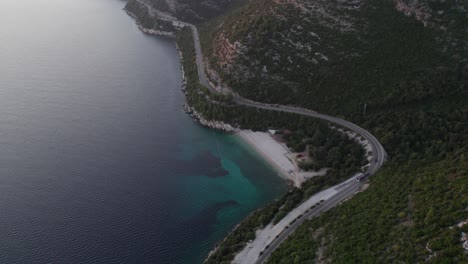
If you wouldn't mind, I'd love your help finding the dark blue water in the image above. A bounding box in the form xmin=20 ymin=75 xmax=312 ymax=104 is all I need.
xmin=0 ymin=0 xmax=286 ymax=263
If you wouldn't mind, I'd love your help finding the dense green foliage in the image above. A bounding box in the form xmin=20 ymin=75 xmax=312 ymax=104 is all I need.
xmin=285 ymin=127 xmax=366 ymax=172
xmin=172 ymin=0 xmax=468 ymax=261
xmin=205 ymin=0 xmax=466 ymax=116
xmin=176 ymin=27 xmax=371 ymax=263
xmin=129 ymin=0 xmax=467 ymax=261
xmin=177 ymin=28 xmax=365 ymax=173
xmin=268 ymin=158 xmax=467 ymax=263
xmin=203 ymin=165 xmax=364 ymax=263
xmin=125 ymin=0 xmax=174 ymax=32
xmin=267 ymin=101 xmax=468 ymax=263
xmin=174 ymin=0 xmax=246 ymax=23
xmin=191 ymin=0 xmax=468 ymax=261
xmin=266 ymin=223 xmax=318 ymax=264
xmin=356 ymin=103 xmax=467 ymax=163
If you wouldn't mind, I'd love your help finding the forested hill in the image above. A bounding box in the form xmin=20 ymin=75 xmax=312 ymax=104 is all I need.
xmin=196 ymin=0 xmax=467 ymax=262
xmin=202 ymin=0 xmax=467 ymax=116
xmin=126 ymin=0 xmax=467 ymax=262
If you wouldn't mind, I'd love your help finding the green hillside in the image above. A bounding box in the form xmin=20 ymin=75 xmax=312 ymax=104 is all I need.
xmin=196 ymin=0 xmax=468 ymax=262
xmin=202 ymin=0 xmax=466 ymax=116
xmin=266 ymin=101 xmax=468 ymax=263
xmin=129 ymin=0 xmax=468 ymax=262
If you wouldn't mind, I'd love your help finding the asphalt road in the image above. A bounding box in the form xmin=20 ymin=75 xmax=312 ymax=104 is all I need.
xmin=183 ymin=18 xmax=387 ymax=264
xmin=144 ymin=8 xmax=387 ymax=263
xmin=255 ymin=180 xmax=362 ymax=264
xmin=236 ymin=100 xmax=387 ymax=175
xmin=183 ymin=19 xmax=385 ymax=172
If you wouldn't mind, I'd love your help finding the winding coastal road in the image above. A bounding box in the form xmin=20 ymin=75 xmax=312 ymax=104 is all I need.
xmin=131 ymin=2 xmax=386 ymax=262
xmin=184 ymin=17 xmax=387 ymax=261
xmin=171 ymin=13 xmax=386 ymax=175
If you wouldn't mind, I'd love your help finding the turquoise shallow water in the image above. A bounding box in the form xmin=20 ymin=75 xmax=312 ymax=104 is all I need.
xmin=174 ymin=132 xmax=287 ymax=262
xmin=0 ymin=0 xmax=287 ymax=263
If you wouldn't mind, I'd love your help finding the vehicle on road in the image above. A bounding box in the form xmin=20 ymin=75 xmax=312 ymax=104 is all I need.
xmin=355 ymin=172 xmax=364 ymax=182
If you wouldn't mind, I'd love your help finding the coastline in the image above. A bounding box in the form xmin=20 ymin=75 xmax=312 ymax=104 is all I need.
xmin=237 ymin=130 xmax=332 ymax=188
xmin=125 ymin=10 xmax=290 ymax=262
xmin=237 ymin=131 xmax=298 ymax=187
xmin=124 ymin=7 xmax=377 ymax=263
xmin=124 ymin=5 xmax=303 ymax=186
xmin=124 ymin=8 xmax=176 ymax=37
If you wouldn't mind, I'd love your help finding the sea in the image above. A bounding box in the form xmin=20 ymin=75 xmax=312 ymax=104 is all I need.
xmin=0 ymin=0 xmax=286 ymax=263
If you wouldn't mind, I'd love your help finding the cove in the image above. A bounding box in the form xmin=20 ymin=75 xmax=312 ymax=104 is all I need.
xmin=0 ymin=0 xmax=286 ymax=263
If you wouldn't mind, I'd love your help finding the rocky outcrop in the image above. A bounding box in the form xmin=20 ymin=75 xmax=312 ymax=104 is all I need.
xmin=126 ymin=2 xmax=237 ymax=133
xmin=393 ymin=0 xmax=432 ymax=26
xmin=125 ymin=0 xmax=177 ymax=36
xmin=183 ymin=104 xmax=238 ymax=133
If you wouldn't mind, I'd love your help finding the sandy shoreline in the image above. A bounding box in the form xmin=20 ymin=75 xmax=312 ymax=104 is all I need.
xmin=237 ymin=130 xmax=329 ymax=187
xmin=236 ymin=128 xmax=373 ymax=188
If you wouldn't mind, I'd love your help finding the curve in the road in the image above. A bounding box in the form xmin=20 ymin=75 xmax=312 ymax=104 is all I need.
xmin=255 ymin=181 xmax=361 ymax=263
xmin=142 ymin=7 xmax=387 ymax=263
xmin=180 ymin=18 xmax=387 ymax=264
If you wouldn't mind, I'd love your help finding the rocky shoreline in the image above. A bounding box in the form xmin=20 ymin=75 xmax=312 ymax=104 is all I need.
xmin=125 ymin=6 xmax=239 ymax=134
xmin=183 ymin=103 xmax=238 ymax=133
xmin=124 ymin=8 xmax=175 ymax=37
xmin=125 ymin=7 xmax=254 ymax=262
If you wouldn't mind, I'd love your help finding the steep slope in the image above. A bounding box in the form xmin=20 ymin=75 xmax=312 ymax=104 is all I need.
xmin=124 ymin=0 xmax=468 ymax=262
xmin=203 ymin=0 xmax=467 ymax=115
xmin=266 ymin=102 xmax=468 ymax=263
xmin=126 ymin=0 xmax=244 ymax=23
xmin=195 ymin=0 xmax=467 ymax=262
